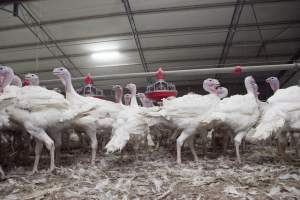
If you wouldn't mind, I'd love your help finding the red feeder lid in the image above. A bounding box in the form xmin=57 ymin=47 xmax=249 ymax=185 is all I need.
xmin=233 ymin=65 xmax=242 ymax=76
xmin=146 ymin=91 xmax=177 ymax=101
xmin=156 ymin=67 xmax=165 ymax=80
xmin=84 ymin=73 xmax=93 ymax=85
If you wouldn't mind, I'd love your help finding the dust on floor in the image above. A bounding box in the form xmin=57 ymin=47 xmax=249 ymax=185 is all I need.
xmin=0 ymin=146 xmax=299 ymax=200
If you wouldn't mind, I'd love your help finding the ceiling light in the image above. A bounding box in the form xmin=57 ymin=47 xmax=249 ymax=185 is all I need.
xmin=91 ymin=51 xmax=122 ymax=61
xmin=88 ymin=43 xmax=119 ymax=52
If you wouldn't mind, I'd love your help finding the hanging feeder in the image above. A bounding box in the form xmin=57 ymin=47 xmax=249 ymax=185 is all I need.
xmin=145 ymin=68 xmax=177 ymax=101
xmin=78 ymin=73 xmax=105 ymax=99
xmin=233 ymin=65 xmax=242 ymax=76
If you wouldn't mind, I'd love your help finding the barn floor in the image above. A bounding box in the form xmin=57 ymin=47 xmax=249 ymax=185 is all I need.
xmin=0 ymin=145 xmax=300 ymax=200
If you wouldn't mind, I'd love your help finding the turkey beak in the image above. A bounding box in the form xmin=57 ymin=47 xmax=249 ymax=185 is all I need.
xmin=215 ymin=81 xmax=220 ymax=90
xmin=53 ymin=69 xmax=61 ymax=76
xmin=53 ymin=69 xmax=58 ymax=76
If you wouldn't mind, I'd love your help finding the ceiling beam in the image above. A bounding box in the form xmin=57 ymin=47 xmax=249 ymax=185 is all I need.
xmin=251 ymin=4 xmax=269 ymax=59
xmin=0 ymin=0 xmax=41 ymax=6
xmin=1 ymin=38 xmax=298 ymax=64
xmin=12 ymin=3 xmax=83 ymax=76
xmin=278 ymin=48 xmax=300 ymax=86
xmin=0 ymin=0 xmax=297 ymax=32
xmin=218 ymin=0 xmax=245 ymax=67
xmin=0 ymin=20 xmax=299 ymax=51
xmin=1 ymin=36 xmax=299 ymax=64
xmin=122 ymin=0 xmax=151 ymax=83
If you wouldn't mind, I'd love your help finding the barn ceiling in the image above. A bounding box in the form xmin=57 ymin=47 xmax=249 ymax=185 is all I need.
xmin=0 ymin=0 xmax=299 ymax=90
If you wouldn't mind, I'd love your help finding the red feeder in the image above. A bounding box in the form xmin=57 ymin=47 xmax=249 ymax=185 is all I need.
xmin=78 ymin=73 xmax=104 ymax=99
xmin=145 ymin=68 xmax=177 ymax=101
xmin=233 ymin=65 xmax=242 ymax=76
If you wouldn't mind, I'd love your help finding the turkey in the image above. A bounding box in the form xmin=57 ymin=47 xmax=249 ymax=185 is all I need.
xmin=113 ymin=85 xmax=124 ymax=104
xmin=150 ymin=78 xmax=222 ymax=163
xmin=216 ymin=86 xmax=228 ymax=99
xmin=209 ymin=87 xmax=233 ymax=154
xmin=53 ymin=67 xmax=123 ymax=164
xmin=0 ymin=165 xmax=4 ymax=179
xmin=124 ymin=93 xmax=131 ymax=106
xmin=105 ymin=83 xmax=150 ymax=153
xmin=0 ymin=66 xmax=93 ymax=174
xmin=24 ymin=73 xmax=40 ymax=86
xmin=202 ymin=76 xmax=260 ymax=164
xmin=23 ymin=72 xmax=68 ymax=164
xmin=249 ymin=76 xmax=300 ymax=159
xmin=126 ymin=83 xmax=138 ymax=107
xmin=137 ymin=93 xmax=154 ymax=107
xmin=11 ymin=75 xmax=22 ymax=87
xmin=129 ymin=79 xmax=223 ymax=163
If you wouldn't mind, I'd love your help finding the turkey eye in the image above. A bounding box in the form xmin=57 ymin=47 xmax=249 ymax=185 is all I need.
xmin=60 ymin=69 xmax=63 ymax=71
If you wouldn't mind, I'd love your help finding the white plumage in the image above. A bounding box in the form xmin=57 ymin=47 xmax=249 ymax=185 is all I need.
xmin=105 ymin=83 xmax=150 ymax=153
xmin=203 ymin=76 xmax=260 ymax=163
xmin=152 ymin=78 xmax=222 ymax=163
xmin=251 ymin=86 xmax=300 ymax=140
xmin=0 ymin=66 xmax=92 ymax=173
xmin=53 ymin=67 xmax=123 ymax=164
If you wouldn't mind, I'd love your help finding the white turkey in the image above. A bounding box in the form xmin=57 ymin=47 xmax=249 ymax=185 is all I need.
xmin=23 ymin=72 xmax=68 ymax=164
xmin=113 ymin=85 xmax=124 ymax=105
xmin=170 ymin=79 xmax=222 ymax=163
xmin=146 ymin=78 xmax=222 ymax=163
xmin=202 ymin=76 xmax=260 ymax=164
xmin=0 ymin=66 xmax=92 ymax=174
xmin=216 ymin=86 xmax=228 ymax=99
xmin=209 ymin=87 xmax=233 ymax=154
xmin=124 ymin=93 xmax=131 ymax=106
xmin=137 ymin=93 xmax=154 ymax=107
xmin=105 ymin=83 xmax=150 ymax=153
xmin=24 ymin=73 xmax=40 ymax=86
xmin=11 ymin=75 xmax=22 ymax=87
xmin=126 ymin=83 xmax=138 ymax=107
xmin=53 ymin=67 xmax=123 ymax=164
xmin=249 ymin=76 xmax=300 ymax=159
xmin=0 ymin=165 xmax=4 ymax=179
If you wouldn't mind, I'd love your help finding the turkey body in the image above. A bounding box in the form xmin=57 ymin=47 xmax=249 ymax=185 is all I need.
xmin=53 ymin=67 xmax=123 ymax=164
xmin=251 ymin=86 xmax=300 ymax=159
xmin=2 ymin=84 xmax=89 ymax=173
xmin=161 ymin=92 xmax=221 ymax=163
xmin=203 ymin=76 xmax=260 ymax=163
xmin=105 ymin=83 xmax=150 ymax=153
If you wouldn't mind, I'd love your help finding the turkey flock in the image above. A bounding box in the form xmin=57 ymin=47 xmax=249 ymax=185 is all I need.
xmin=0 ymin=65 xmax=299 ymax=179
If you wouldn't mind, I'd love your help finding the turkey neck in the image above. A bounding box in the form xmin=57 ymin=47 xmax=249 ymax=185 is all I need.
xmin=1 ymin=70 xmax=14 ymax=91
xmin=271 ymin=81 xmax=280 ymax=93
xmin=129 ymin=87 xmax=138 ymax=107
xmin=63 ymin=75 xmax=81 ymax=99
xmin=115 ymin=88 xmax=123 ymax=104
xmin=245 ymin=80 xmax=258 ymax=100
